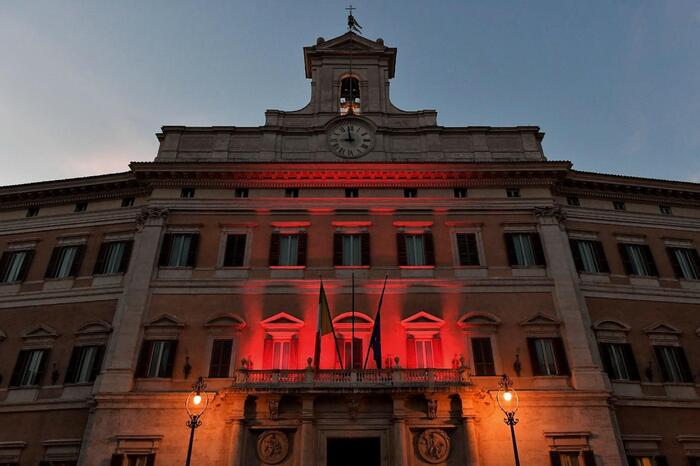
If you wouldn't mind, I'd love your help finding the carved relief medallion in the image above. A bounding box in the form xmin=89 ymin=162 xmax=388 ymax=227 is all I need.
xmin=417 ymin=429 xmax=450 ymax=464
xmin=257 ymin=430 xmax=289 ymax=465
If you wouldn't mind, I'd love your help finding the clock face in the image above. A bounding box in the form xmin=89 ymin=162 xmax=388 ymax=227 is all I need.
xmin=328 ymin=121 xmax=374 ymax=159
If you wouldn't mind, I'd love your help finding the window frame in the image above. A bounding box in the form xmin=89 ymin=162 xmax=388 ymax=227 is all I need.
xmin=159 ymin=232 xmax=200 ymax=268
xmin=45 ymin=242 xmax=86 ymax=279
xmin=64 ymin=344 xmax=105 ymax=385
xmin=136 ymin=339 xmax=178 ymax=379
xmin=569 ymin=238 xmax=609 ymax=274
xmin=0 ymin=248 xmax=35 ymax=283
xmin=504 ymin=231 xmax=546 ymax=267
xmin=93 ymin=240 xmax=133 ymax=275
xmin=10 ymin=348 xmax=50 ymax=387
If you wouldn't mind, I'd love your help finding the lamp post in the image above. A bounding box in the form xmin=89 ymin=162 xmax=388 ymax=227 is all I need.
xmin=496 ymin=374 xmax=521 ymax=466
xmin=184 ymin=377 xmax=208 ymax=466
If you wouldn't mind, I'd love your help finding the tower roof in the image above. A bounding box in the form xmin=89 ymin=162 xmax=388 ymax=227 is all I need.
xmin=303 ymin=32 xmax=397 ymax=79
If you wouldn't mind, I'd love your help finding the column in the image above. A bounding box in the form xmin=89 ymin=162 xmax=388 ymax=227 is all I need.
xmin=299 ymin=397 xmax=316 ymax=466
xmin=94 ymin=207 xmax=168 ymax=393
xmin=227 ymin=395 xmax=247 ymax=466
xmin=464 ymin=416 xmax=481 ymax=466
xmin=392 ymin=397 xmax=409 ymax=466
xmin=535 ymin=207 xmax=607 ymax=391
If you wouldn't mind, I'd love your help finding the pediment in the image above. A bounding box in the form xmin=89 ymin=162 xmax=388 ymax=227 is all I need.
xmin=205 ymin=313 xmax=247 ymax=329
xmin=592 ymin=319 xmax=630 ymax=333
xmin=519 ymin=313 xmax=561 ymax=327
xmin=22 ymin=324 xmax=59 ymax=340
xmin=260 ymin=312 xmax=305 ymax=331
xmin=458 ymin=312 xmax=502 ymax=328
xmin=145 ymin=313 xmax=185 ymax=328
xmin=644 ymin=321 xmax=681 ymax=335
xmin=75 ymin=320 xmax=112 ymax=336
xmin=315 ymin=32 xmax=385 ymax=51
xmin=333 ymin=312 xmax=374 ymax=325
xmin=401 ymin=311 xmax=444 ymax=328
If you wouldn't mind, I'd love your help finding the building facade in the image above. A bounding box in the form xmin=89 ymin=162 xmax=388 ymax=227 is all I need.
xmin=1 ymin=31 xmax=699 ymax=466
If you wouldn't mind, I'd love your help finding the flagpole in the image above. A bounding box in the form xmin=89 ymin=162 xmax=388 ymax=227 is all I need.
xmin=364 ymin=274 xmax=389 ymax=369
xmin=351 ymin=272 xmax=355 ymax=370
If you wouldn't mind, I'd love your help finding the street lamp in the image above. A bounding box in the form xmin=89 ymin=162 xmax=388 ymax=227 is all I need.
xmin=496 ymin=374 xmax=521 ymax=466
xmin=185 ymin=377 xmax=208 ymax=466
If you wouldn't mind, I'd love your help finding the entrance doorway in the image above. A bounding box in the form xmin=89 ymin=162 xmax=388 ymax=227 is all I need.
xmin=327 ymin=437 xmax=381 ymax=466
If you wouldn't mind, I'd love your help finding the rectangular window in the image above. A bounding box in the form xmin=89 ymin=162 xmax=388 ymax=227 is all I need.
xmin=599 ymin=343 xmax=639 ymax=381
xmin=74 ymin=201 xmax=88 ymax=213
xmin=223 ymin=234 xmax=247 ymax=267
xmin=0 ymin=249 xmax=34 ymax=283
xmin=10 ymin=348 xmax=49 ymax=387
xmin=454 ymin=188 xmax=468 ymax=198
xmin=345 ymin=188 xmax=359 ymax=198
xmin=667 ymin=247 xmax=700 ymax=280
xmin=159 ymin=233 xmax=199 ymax=268
xmin=566 ymin=196 xmax=580 ymax=206
xmin=269 ymin=233 xmax=307 ymax=267
xmin=342 ymin=338 xmax=363 ymax=369
xmin=618 ymin=243 xmax=658 ymax=277
xmin=209 ymin=339 xmax=233 ymax=378
xmin=659 ymin=205 xmax=671 ymax=215
xmin=397 ymin=232 xmax=435 ymax=266
xmin=550 ymin=451 xmax=597 ymax=466
xmin=455 ymin=233 xmax=480 ymax=266
xmin=234 ymin=188 xmax=249 ymax=198
xmin=45 ymin=245 xmax=85 ymax=279
xmin=334 ymin=233 xmax=369 ymax=267
xmin=272 ymin=340 xmax=291 ymax=370
xmin=528 ymin=337 xmax=569 ymax=376
xmin=654 ymin=345 xmax=693 ymax=383
xmin=64 ymin=345 xmax=105 ymax=384
xmin=404 ymin=188 xmax=417 ymax=198
xmin=415 ymin=339 xmax=434 ymax=369
xmin=111 ymin=454 xmax=156 ymax=466
xmin=471 ymin=337 xmax=495 ymax=376
xmin=181 ymin=187 xmax=195 ymax=198
xmin=121 ymin=197 xmax=135 ymax=208
xmin=506 ymin=188 xmax=520 ymax=198
xmin=505 ymin=233 xmax=546 ymax=267
xmin=136 ymin=340 xmax=177 ymax=378
xmin=613 ymin=201 xmax=626 ymax=210
xmin=628 ymin=457 xmax=665 ymax=466
xmin=94 ymin=240 xmax=133 ymax=275
xmin=285 ymin=188 xmax=299 ymax=198
xmin=405 ymin=235 xmax=425 ymax=265
xmin=26 ymin=207 xmax=40 ymax=217
xmin=570 ymin=239 xmax=609 ymax=273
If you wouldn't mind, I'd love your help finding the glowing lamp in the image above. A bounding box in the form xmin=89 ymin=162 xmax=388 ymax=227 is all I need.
xmin=496 ymin=374 xmax=521 ymax=466
xmin=184 ymin=377 xmax=209 ymax=466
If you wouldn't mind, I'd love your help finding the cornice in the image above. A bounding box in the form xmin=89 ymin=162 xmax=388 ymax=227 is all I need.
xmin=0 ymin=209 xmax=140 ymax=236
xmin=563 ymin=207 xmax=700 ymax=231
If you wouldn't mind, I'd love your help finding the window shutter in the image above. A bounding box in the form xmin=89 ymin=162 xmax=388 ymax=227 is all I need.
xmin=263 ymin=336 xmax=274 ymax=369
xmin=119 ymin=240 xmax=134 ymax=273
xmin=569 ymin=240 xmax=584 ymax=271
xmin=158 ymin=234 xmax=173 ymax=267
xmin=360 ymin=232 xmax=370 ymax=266
xmin=333 ymin=233 xmax=343 ymax=266
xmin=424 ymin=232 xmax=435 ymax=266
xmin=224 ymin=235 xmax=246 ymax=267
xmin=549 ymin=451 xmax=562 ymax=466
xmin=598 ymin=344 xmax=614 ymax=378
xmin=552 ymin=338 xmax=570 ymax=375
xmin=617 ymin=244 xmax=633 ymax=275
xmin=268 ymin=233 xmax=280 ymax=266
xmin=10 ymin=350 xmax=29 ymax=386
xmin=232 ymin=235 xmax=247 ymax=266
xmin=406 ymin=336 xmax=417 ymax=369
xmin=655 ymin=456 xmax=668 ymax=466
xmin=622 ymin=344 xmax=640 ymax=381
xmin=135 ymin=341 xmax=152 ymax=378
xmin=146 ymin=453 xmax=156 ymax=466
xmin=582 ymin=450 xmax=596 ymax=466
xmin=91 ymin=345 xmax=106 ymax=382
xmin=111 ymin=453 xmax=125 ymax=466
xmin=290 ymin=335 xmax=299 ymax=370
xmin=397 ymin=233 xmax=407 ymax=266
xmin=69 ymin=245 xmax=85 ymax=277
xmin=209 ymin=340 xmax=233 ymax=378
xmin=640 ymin=245 xmax=658 ymax=276
xmin=504 ymin=234 xmax=517 ymax=266
xmin=432 ymin=334 xmax=443 ymax=368
xmin=186 ymin=234 xmax=199 ymax=267
xmin=34 ymin=349 xmax=49 ymax=385
xmin=297 ymin=233 xmax=308 ymax=266
xmin=527 ymin=338 xmax=543 ymax=376
xmin=64 ymin=347 xmax=81 ymax=384
xmin=0 ymin=251 xmax=11 ymax=280
xmin=472 ymin=338 xmax=495 ymax=376
xmin=531 ymin=233 xmax=546 ymax=266
xmin=653 ymin=346 xmax=670 ymax=382
xmin=593 ymin=241 xmax=610 ymax=273
xmin=457 ymin=233 xmax=479 ymax=266
xmin=164 ymin=340 xmax=178 ymax=377
xmin=17 ymin=250 xmax=35 ymax=282
xmin=676 ymin=347 xmax=693 ymax=383
xmin=666 ymin=247 xmax=683 ymax=278
xmin=45 ymin=247 xmax=61 ymax=278
xmin=93 ymin=243 xmax=109 ymax=275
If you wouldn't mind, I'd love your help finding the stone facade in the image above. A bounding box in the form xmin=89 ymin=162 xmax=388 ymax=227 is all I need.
xmin=0 ymin=31 xmax=699 ymax=466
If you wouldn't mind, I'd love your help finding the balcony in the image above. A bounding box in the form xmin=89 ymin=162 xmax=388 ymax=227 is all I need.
xmin=231 ymin=368 xmax=470 ymax=393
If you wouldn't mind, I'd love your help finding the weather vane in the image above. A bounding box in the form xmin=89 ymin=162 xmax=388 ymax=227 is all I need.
xmin=346 ymin=4 xmax=362 ymax=33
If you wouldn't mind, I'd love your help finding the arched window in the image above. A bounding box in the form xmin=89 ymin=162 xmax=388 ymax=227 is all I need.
xmin=340 ymin=77 xmax=360 ymax=114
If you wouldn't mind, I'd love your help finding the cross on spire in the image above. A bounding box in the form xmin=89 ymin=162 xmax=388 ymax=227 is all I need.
xmin=346 ymin=4 xmax=362 ymax=33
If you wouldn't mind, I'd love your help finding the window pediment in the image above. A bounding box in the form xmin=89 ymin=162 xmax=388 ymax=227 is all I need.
xmin=75 ymin=320 xmax=112 ymax=336
xmin=458 ymin=312 xmax=501 ymax=330
xmin=204 ymin=313 xmax=246 ymax=330
xmin=592 ymin=319 xmax=630 ymax=333
xmin=145 ymin=313 xmax=185 ymax=329
xmin=643 ymin=321 xmax=681 ymax=335
xmin=22 ymin=324 xmax=59 ymax=341
xmin=261 ymin=312 xmax=304 ymax=338
xmin=333 ymin=312 xmax=374 ymax=337
xmin=520 ymin=313 xmax=561 ymax=336
xmin=401 ymin=311 xmax=443 ymax=338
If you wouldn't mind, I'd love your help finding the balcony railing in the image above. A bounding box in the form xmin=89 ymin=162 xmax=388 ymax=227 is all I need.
xmin=232 ymin=368 xmax=470 ymax=390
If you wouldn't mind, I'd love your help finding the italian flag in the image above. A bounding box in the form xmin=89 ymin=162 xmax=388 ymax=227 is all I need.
xmin=314 ymin=280 xmax=340 ymax=370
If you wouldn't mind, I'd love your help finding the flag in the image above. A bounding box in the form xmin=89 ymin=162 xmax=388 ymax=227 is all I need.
xmin=314 ymin=280 xmax=340 ymax=370
xmin=365 ymin=275 xmax=388 ymax=369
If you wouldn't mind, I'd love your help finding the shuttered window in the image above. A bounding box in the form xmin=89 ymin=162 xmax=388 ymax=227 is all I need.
xmin=223 ymin=234 xmax=247 ymax=267
xmin=0 ymin=249 xmax=34 ymax=283
xmin=333 ymin=233 xmax=370 ymax=266
xmin=505 ymin=233 xmax=546 ymax=267
xmin=599 ymin=343 xmax=640 ymax=381
xmin=618 ymin=243 xmax=658 ymax=277
xmin=667 ymin=247 xmax=700 ymax=280
xmin=527 ymin=337 xmax=569 ymax=376
xmin=456 ymin=233 xmax=480 ymax=266
xmin=654 ymin=345 xmax=693 ymax=383
xmin=111 ymin=454 xmax=156 ymax=466
xmin=45 ymin=245 xmax=85 ymax=279
xmin=136 ymin=340 xmax=177 ymax=378
xmin=397 ymin=232 xmax=435 ymax=266
xmin=10 ymin=349 xmax=49 ymax=387
xmin=569 ymin=240 xmax=609 ymax=273
xmin=269 ymin=233 xmax=307 ymax=267
xmin=549 ymin=451 xmax=596 ymax=466
xmin=209 ymin=339 xmax=233 ymax=378
xmin=64 ymin=345 xmax=105 ymax=384
xmin=94 ymin=241 xmax=133 ymax=275
xmin=159 ymin=233 xmax=199 ymax=268
xmin=471 ymin=337 xmax=495 ymax=376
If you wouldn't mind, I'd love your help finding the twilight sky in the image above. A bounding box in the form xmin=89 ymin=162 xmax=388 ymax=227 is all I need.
xmin=1 ymin=1 xmax=699 ymax=186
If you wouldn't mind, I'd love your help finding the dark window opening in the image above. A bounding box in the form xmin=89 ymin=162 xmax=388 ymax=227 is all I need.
xmin=454 ymin=188 xmax=468 ymax=198
xmin=566 ymin=196 xmax=580 ymax=206
xmin=613 ymin=200 xmax=626 ymax=210
xmin=26 ymin=207 xmax=40 ymax=217
xmin=234 ymin=188 xmax=249 ymax=198
xmin=345 ymin=188 xmax=359 ymax=198
xmin=339 ymin=77 xmax=361 ymax=114
xmin=456 ymin=233 xmax=480 ymax=266
xmin=121 ymin=197 xmax=135 ymax=208
xmin=285 ymin=188 xmax=299 ymax=198
xmin=327 ymin=437 xmax=380 ymax=466
xmin=404 ymin=188 xmax=417 ymax=198
xmin=74 ymin=202 xmax=88 ymax=213
xmin=506 ymin=188 xmax=521 ymax=198
xmin=659 ymin=204 xmax=671 ymax=215
xmin=223 ymin=234 xmax=247 ymax=267
xmin=181 ymin=187 xmax=195 ymax=198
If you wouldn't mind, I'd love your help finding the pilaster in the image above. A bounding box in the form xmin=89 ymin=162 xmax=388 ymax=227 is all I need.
xmin=392 ymin=396 xmax=409 ymax=466
xmin=299 ymin=396 xmax=316 ymax=466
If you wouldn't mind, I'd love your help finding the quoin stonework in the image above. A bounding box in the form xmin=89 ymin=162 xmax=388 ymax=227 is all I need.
xmin=1 ymin=28 xmax=699 ymax=466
